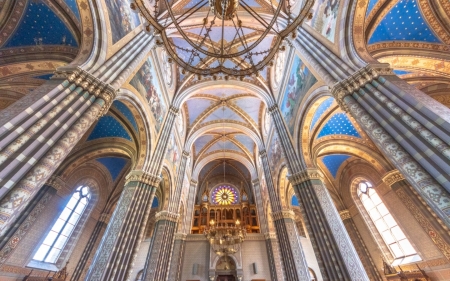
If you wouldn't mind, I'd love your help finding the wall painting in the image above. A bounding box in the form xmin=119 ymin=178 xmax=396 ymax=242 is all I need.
xmin=105 ymin=0 xmax=141 ymax=44
xmin=130 ymin=59 xmax=167 ymax=133
xmin=280 ymin=55 xmax=317 ymax=136
xmin=165 ymin=135 xmax=181 ymax=178
xmin=305 ymin=0 xmax=340 ymax=42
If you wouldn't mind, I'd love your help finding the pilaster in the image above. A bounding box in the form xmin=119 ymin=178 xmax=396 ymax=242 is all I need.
xmin=86 ymin=170 xmax=158 ymax=281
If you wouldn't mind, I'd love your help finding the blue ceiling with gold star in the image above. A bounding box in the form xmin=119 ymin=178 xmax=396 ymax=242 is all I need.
xmin=4 ymin=1 xmax=78 ymax=48
xmin=321 ymin=154 xmax=351 ymax=178
xmin=87 ymin=116 xmax=132 ymax=141
xmin=291 ymin=195 xmax=299 ymax=207
xmin=112 ymin=101 xmax=138 ymax=132
xmin=317 ymin=113 xmax=361 ymax=138
xmin=96 ymin=157 xmax=128 ymax=181
xmin=310 ymin=97 xmax=334 ymax=130
xmin=366 ymin=0 xmax=378 ymax=16
xmin=368 ymin=0 xmax=441 ymax=45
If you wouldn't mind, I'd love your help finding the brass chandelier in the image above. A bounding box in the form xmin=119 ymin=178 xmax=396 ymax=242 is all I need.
xmin=204 ymin=219 xmax=247 ymax=256
xmin=130 ymin=0 xmax=313 ymax=77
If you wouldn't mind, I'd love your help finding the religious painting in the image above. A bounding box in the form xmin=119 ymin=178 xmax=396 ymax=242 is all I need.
xmin=165 ymin=135 xmax=180 ymax=177
xmin=305 ymin=0 xmax=340 ymax=42
xmin=267 ymin=132 xmax=284 ymax=182
xmin=105 ymin=0 xmax=141 ymax=44
xmin=130 ymin=59 xmax=167 ymax=133
xmin=280 ymin=55 xmax=317 ymax=136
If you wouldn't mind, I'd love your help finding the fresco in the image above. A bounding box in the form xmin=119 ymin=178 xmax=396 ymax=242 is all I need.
xmin=165 ymin=135 xmax=181 ymax=177
xmin=267 ymin=132 xmax=284 ymax=182
xmin=130 ymin=59 xmax=167 ymax=132
xmin=280 ymin=55 xmax=317 ymax=136
xmin=305 ymin=0 xmax=340 ymax=42
xmin=105 ymin=0 xmax=141 ymax=44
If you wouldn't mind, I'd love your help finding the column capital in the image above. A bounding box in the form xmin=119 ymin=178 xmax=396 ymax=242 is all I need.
xmin=259 ymin=149 xmax=267 ymax=157
xmin=252 ymin=179 xmax=260 ymax=186
xmin=289 ymin=169 xmax=324 ymax=186
xmin=271 ymin=209 xmax=295 ymax=221
xmin=190 ymin=179 xmax=198 ymax=186
xmin=98 ymin=212 xmax=111 ymax=224
xmin=125 ymin=170 xmax=161 ymax=187
xmin=339 ymin=210 xmax=352 ymax=221
xmin=182 ymin=150 xmax=190 ymax=158
xmin=45 ymin=175 xmax=66 ymax=191
xmin=155 ymin=210 xmax=180 ymax=222
xmin=263 ymin=232 xmax=277 ymax=240
xmin=331 ymin=63 xmax=394 ymax=112
xmin=174 ymin=233 xmax=187 ymax=240
xmin=382 ymin=169 xmax=405 ymax=187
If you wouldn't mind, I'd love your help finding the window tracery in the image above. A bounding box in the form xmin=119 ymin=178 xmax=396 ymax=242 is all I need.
xmin=33 ymin=186 xmax=91 ymax=264
xmin=357 ymin=181 xmax=420 ymax=265
xmin=211 ymin=185 xmax=239 ymax=205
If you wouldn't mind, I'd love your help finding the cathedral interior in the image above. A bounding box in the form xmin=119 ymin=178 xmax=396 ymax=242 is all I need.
xmin=0 ymin=0 xmax=449 ymax=280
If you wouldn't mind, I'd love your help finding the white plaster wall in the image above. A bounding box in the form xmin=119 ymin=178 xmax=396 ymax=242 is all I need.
xmin=181 ymin=239 xmax=210 ymax=281
xmin=241 ymin=239 xmax=272 ymax=281
xmin=300 ymin=237 xmax=323 ymax=281
xmin=129 ymin=238 xmax=152 ymax=280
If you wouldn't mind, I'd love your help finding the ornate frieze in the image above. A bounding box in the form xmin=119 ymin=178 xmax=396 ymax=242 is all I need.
xmin=264 ymin=232 xmax=278 ymax=240
xmin=382 ymin=170 xmax=406 ymax=187
xmin=339 ymin=210 xmax=352 ymax=221
xmin=45 ymin=175 xmax=66 ymax=191
xmin=125 ymin=170 xmax=161 ymax=187
xmin=174 ymin=233 xmax=187 ymax=240
xmin=288 ymin=169 xmax=324 ymax=186
xmin=330 ymin=63 xmax=394 ymax=112
xmin=271 ymin=209 xmax=295 ymax=221
xmin=155 ymin=210 xmax=180 ymax=222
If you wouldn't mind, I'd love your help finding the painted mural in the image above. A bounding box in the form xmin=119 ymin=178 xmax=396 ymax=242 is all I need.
xmin=268 ymin=132 xmax=284 ymax=182
xmin=130 ymin=59 xmax=167 ymax=132
xmin=105 ymin=0 xmax=141 ymax=44
xmin=165 ymin=135 xmax=181 ymax=177
xmin=305 ymin=0 xmax=340 ymax=42
xmin=281 ymin=55 xmax=317 ymax=136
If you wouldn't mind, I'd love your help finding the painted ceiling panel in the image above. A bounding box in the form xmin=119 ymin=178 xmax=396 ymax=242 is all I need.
xmin=186 ymin=99 xmax=214 ymax=124
xmin=5 ymin=2 xmax=78 ymax=48
xmin=207 ymin=128 xmax=240 ymax=135
xmin=87 ymin=116 xmax=132 ymax=141
xmin=201 ymin=107 xmax=247 ymax=124
xmin=291 ymin=195 xmax=299 ymax=206
xmin=65 ymin=0 xmax=81 ymax=20
xmin=233 ymin=135 xmax=255 ymax=153
xmin=233 ymin=97 xmax=261 ymax=124
xmin=194 ymin=135 xmax=216 ymax=154
xmin=200 ymin=88 xmax=248 ymax=97
xmin=310 ymin=97 xmax=334 ymax=130
xmin=96 ymin=157 xmax=128 ymax=181
xmin=151 ymin=197 xmax=159 ymax=208
xmin=33 ymin=74 xmax=54 ymax=80
xmin=199 ymin=160 xmax=219 ymax=180
xmin=229 ymin=160 xmax=250 ymax=179
xmin=321 ymin=154 xmax=351 ymax=178
xmin=366 ymin=0 xmax=378 ymax=16
xmin=393 ymin=70 xmax=413 ymax=76
xmin=112 ymin=101 xmax=138 ymax=131
xmin=317 ymin=113 xmax=361 ymax=138
xmin=204 ymin=140 xmax=243 ymax=155
xmin=368 ymin=0 xmax=441 ymax=44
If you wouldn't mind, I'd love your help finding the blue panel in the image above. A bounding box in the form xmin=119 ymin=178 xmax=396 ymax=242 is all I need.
xmin=152 ymin=197 xmax=159 ymax=208
xmin=366 ymin=0 xmax=378 ymax=16
xmin=64 ymin=0 xmax=81 ymax=20
xmin=112 ymin=101 xmax=138 ymax=131
xmin=96 ymin=157 xmax=128 ymax=181
xmin=87 ymin=116 xmax=132 ymax=141
xmin=321 ymin=154 xmax=351 ymax=178
xmin=291 ymin=195 xmax=299 ymax=207
xmin=5 ymin=2 xmax=78 ymax=48
xmin=317 ymin=113 xmax=361 ymax=138
xmin=34 ymin=74 xmax=53 ymax=80
xmin=368 ymin=0 xmax=441 ymax=44
xmin=310 ymin=97 xmax=334 ymax=130
xmin=393 ymin=70 xmax=412 ymax=76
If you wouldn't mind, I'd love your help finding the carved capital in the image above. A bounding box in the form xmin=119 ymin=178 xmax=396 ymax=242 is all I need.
xmin=174 ymin=233 xmax=187 ymax=240
xmin=252 ymin=179 xmax=260 ymax=186
xmin=190 ymin=179 xmax=198 ymax=186
xmin=45 ymin=175 xmax=66 ymax=191
xmin=382 ymin=170 xmax=405 ymax=187
xmin=98 ymin=212 xmax=111 ymax=224
xmin=289 ymin=169 xmax=324 ymax=186
xmin=264 ymin=232 xmax=277 ymax=240
xmin=126 ymin=170 xmax=161 ymax=187
xmin=156 ymin=210 xmax=180 ymax=222
xmin=182 ymin=150 xmax=190 ymax=158
xmin=271 ymin=209 xmax=295 ymax=221
xmin=259 ymin=149 xmax=267 ymax=157
xmin=339 ymin=210 xmax=352 ymax=221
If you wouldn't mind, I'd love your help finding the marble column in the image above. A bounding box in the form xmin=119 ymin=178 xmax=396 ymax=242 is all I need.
xmin=252 ymin=179 xmax=284 ymax=281
xmin=71 ymin=212 xmax=109 ymax=281
xmin=339 ymin=210 xmax=382 ymax=281
xmin=259 ymin=150 xmax=311 ymax=281
xmin=0 ymin=69 xmax=116 ymax=236
xmin=291 ymin=169 xmax=369 ymax=281
xmin=85 ymin=171 xmax=158 ymax=281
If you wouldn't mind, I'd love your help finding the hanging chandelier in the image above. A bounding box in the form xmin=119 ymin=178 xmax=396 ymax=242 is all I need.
xmin=204 ymin=219 xmax=247 ymax=256
xmin=130 ymin=0 xmax=314 ymax=77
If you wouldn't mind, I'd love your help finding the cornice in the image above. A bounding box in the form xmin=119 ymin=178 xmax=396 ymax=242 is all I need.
xmin=125 ymin=170 xmax=161 ymax=187
xmin=156 ymin=210 xmax=180 ymax=222
xmin=382 ymin=169 xmax=405 ymax=187
xmin=339 ymin=210 xmax=352 ymax=221
xmin=289 ymin=169 xmax=324 ymax=186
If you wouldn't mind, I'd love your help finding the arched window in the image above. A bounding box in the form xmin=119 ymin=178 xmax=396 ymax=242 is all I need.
xmin=33 ymin=186 xmax=91 ymax=263
xmin=357 ymin=181 xmax=420 ymax=265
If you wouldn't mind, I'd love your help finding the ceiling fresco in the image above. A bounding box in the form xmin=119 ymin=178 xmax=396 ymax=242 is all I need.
xmin=320 ymin=154 xmax=351 ymax=178
xmin=317 ymin=113 xmax=361 ymax=139
xmin=87 ymin=115 xmax=132 ymax=142
xmin=96 ymin=157 xmax=129 ymax=181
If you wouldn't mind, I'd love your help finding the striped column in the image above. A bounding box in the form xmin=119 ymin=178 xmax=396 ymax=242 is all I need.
xmin=85 ymin=171 xmax=159 ymax=281
xmin=167 ymin=233 xmax=186 ymax=281
xmin=252 ymin=179 xmax=284 ymax=281
xmin=259 ymin=150 xmax=311 ymax=281
xmin=0 ymin=69 xmax=116 ymax=236
xmin=291 ymin=170 xmax=369 ymax=281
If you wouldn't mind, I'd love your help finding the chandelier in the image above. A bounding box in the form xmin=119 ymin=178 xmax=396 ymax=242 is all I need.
xmin=204 ymin=219 xmax=247 ymax=256
xmin=130 ymin=0 xmax=314 ymax=77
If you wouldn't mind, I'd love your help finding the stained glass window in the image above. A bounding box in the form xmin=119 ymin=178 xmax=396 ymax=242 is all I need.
xmin=211 ymin=185 xmax=238 ymax=205
xmin=358 ymin=181 xmax=420 ymax=265
xmin=33 ymin=186 xmax=91 ymax=263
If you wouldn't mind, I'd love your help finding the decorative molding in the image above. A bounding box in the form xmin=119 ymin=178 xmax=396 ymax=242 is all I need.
xmin=174 ymin=233 xmax=187 ymax=240
xmin=271 ymin=209 xmax=295 ymax=221
xmin=289 ymin=169 xmax=324 ymax=186
xmin=339 ymin=210 xmax=352 ymax=221
xmin=98 ymin=212 xmax=111 ymax=224
xmin=45 ymin=175 xmax=66 ymax=191
xmin=382 ymin=170 xmax=405 ymax=187
xmin=264 ymin=232 xmax=277 ymax=240
xmin=330 ymin=64 xmax=394 ymax=112
xmin=125 ymin=170 xmax=161 ymax=187
xmin=155 ymin=210 xmax=180 ymax=222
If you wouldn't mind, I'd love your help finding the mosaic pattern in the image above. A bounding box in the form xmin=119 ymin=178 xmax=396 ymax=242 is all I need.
xmin=211 ymin=185 xmax=238 ymax=205
xmin=368 ymin=0 xmax=441 ymax=44
xmin=280 ymin=55 xmax=317 ymax=136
